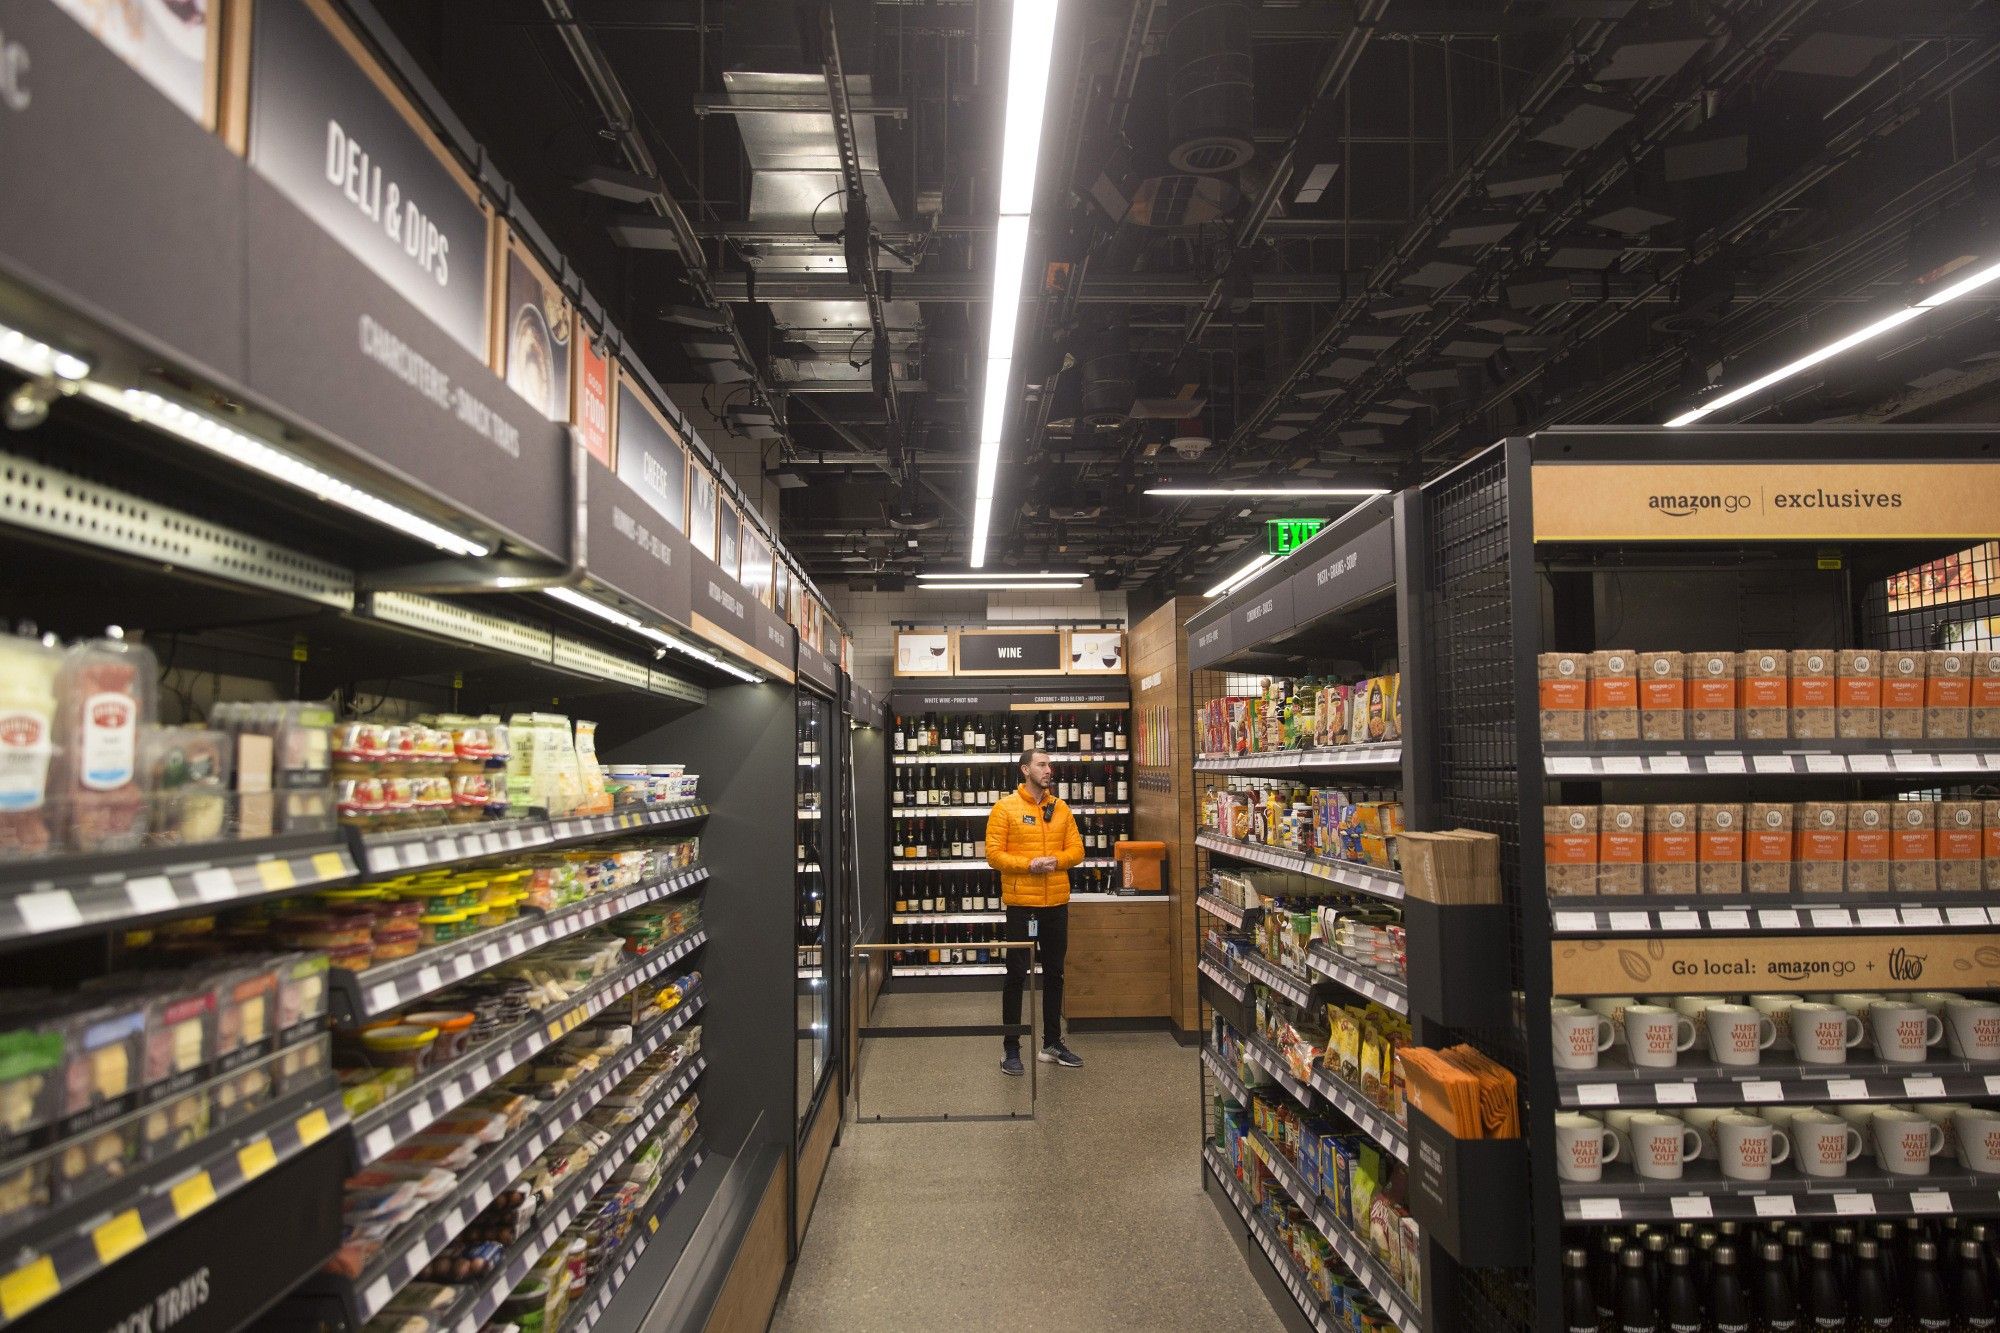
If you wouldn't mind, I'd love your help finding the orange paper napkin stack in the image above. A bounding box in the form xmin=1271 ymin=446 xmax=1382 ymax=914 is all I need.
xmin=1400 ymin=1044 xmax=1519 ymax=1139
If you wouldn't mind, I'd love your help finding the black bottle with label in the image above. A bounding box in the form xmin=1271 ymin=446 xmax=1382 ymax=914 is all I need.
xmin=1953 ymin=1236 xmax=1999 ymax=1332
xmin=1564 ymin=1247 xmax=1600 ymax=1333
xmin=1758 ymin=1240 xmax=1801 ymax=1333
xmin=1617 ymin=1245 xmax=1659 ymax=1333
xmin=1804 ymin=1239 xmax=1846 ymax=1333
xmin=1597 ymin=1234 xmax=1627 ymax=1327
xmin=1908 ymin=1240 xmax=1952 ymax=1333
xmin=1662 ymin=1244 xmax=1703 ymax=1333
xmin=1710 ymin=1243 xmax=1753 ymax=1333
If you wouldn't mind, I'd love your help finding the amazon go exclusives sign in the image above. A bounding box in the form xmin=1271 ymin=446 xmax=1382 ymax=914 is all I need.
xmin=1532 ymin=462 xmax=2000 ymax=542
xmin=248 ymin=0 xmax=489 ymax=357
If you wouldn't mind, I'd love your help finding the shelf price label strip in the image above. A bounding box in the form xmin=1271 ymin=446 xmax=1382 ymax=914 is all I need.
xmin=1198 ymin=955 xmax=1247 ymax=1002
xmin=1243 ymin=1036 xmax=1409 ymax=1166
xmin=1194 ymin=745 xmax=1403 ymax=774
xmin=1245 ymin=1129 xmax=1422 ymax=1333
xmin=893 ymin=858 xmax=1118 ymax=872
xmin=350 ymin=867 xmax=709 ymax=1021
xmin=1196 ymin=833 xmax=1405 ymax=902
xmin=891 ymin=912 xmax=1006 ymax=925
xmin=1562 ymin=1183 xmax=1999 ymax=1224
xmin=1201 ymin=1045 xmax=1253 ymax=1107
xmin=1561 ymin=1063 xmax=2000 ymax=1112
xmin=1551 ymin=901 xmax=1999 ymax=936
xmin=1195 ymin=893 xmax=1249 ymax=928
xmin=1303 ymin=946 xmax=1409 ymax=1016
xmin=1542 ymin=748 xmax=2000 ymax=778
xmin=893 ymin=753 xmax=1130 ymax=766
xmin=568 ymin=1146 xmax=708 ymax=1333
xmin=1236 ymin=953 xmax=1316 ymax=1009
xmin=357 ymin=804 xmax=709 ymax=876
xmin=0 ymin=1097 xmax=347 ymax=1328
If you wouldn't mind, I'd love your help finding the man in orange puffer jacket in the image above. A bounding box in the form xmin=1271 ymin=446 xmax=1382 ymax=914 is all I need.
xmin=986 ymin=748 xmax=1085 ymax=1074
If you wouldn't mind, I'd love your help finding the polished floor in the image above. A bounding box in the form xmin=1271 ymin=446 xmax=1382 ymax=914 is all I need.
xmin=770 ymin=989 xmax=1286 ymax=1333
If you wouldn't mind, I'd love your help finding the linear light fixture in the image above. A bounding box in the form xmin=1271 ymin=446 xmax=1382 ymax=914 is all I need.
xmin=1665 ymin=257 xmax=2000 ymax=427
xmin=88 ymin=384 xmax=491 ymax=557
xmin=969 ymin=0 xmax=1061 ymax=569
xmin=1144 ymin=486 xmax=1390 ymax=497
xmin=923 ymin=581 xmax=1084 ymax=591
xmin=545 ymin=587 xmax=764 ymax=683
xmin=1203 ymin=552 xmax=1276 ymax=599
xmin=919 ymin=570 xmax=1086 ymax=582
xmin=0 ymin=323 xmax=90 ymax=382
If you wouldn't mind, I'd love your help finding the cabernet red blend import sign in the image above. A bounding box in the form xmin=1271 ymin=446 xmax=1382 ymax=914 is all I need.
xmin=246 ymin=0 xmax=489 ymax=357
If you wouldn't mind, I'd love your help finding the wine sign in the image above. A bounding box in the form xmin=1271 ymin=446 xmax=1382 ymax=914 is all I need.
xmin=956 ymin=629 xmax=1064 ymax=675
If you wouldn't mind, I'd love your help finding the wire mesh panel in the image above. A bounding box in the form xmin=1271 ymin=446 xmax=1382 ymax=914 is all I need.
xmin=1863 ymin=539 xmax=2000 ymax=654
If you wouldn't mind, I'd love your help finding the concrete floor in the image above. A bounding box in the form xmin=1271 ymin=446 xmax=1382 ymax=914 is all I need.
xmin=770 ymin=990 xmax=1286 ymax=1333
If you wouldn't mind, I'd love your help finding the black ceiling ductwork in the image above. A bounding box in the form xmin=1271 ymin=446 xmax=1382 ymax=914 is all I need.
xmin=1164 ymin=0 xmax=1256 ymax=175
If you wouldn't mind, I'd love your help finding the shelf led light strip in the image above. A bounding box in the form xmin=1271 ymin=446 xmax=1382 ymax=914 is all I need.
xmin=1665 ymin=257 xmax=2000 ymax=427
xmin=968 ymin=0 xmax=1060 ymax=568
xmin=0 ymin=324 xmax=90 ymax=382
xmin=1204 ymin=551 xmax=1277 ymax=599
xmin=545 ymin=587 xmax=764 ymax=683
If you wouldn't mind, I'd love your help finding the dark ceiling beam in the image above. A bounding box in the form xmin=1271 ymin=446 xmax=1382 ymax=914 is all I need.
xmin=713 ymin=272 xmax=1369 ymax=302
xmin=818 ymin=1 xmax=898 ymax=425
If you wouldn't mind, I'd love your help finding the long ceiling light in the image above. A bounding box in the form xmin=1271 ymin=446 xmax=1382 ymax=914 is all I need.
xmin=919 ymin=570 xmax=1085 ymax=582
xmin=1665 ymin=257 xmax=2000 ymax=428
xmin=969 ymin=0 xmax=1061 ymax=569
xmin=1204 ymin=551 xmax=1276 ymax=599
xmin=923 ymin=581 xmax=1084 ymax=591
xmin=544 ymin=586 xmax=764 ymax=683
xmin=1144 ymin=486 xmax=1390 ymax=498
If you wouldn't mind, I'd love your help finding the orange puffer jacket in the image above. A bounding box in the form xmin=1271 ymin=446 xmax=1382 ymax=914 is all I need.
xmin=985 ymin=784 xmax=1085 ymax=907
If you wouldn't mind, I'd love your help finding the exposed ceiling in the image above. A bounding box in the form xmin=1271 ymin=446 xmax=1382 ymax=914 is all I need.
xmin=379 ymin=0 xmax=2000 ymax=601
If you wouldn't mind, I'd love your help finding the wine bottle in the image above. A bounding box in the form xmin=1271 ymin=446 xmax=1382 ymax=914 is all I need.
xmin=893 ymin=715 xmax=905 ymax=752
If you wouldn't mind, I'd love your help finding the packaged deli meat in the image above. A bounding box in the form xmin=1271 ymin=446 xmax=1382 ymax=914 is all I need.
xmin=0 ymin=634 xmax=61 ymax=860
xmin=54 ymin=633 xmax=156 ymax=853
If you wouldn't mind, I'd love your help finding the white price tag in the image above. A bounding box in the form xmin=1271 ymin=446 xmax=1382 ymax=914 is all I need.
xmin=1986 ymin=1075 xmax=2000 ymax=1096
xmin=1545 ymin=756 xmax=1589 ymax=776
xmin=1912 ymin=1192 xmax=1952 ymax=1214
xmin=363 ymin=1126 xmax=395 ymax=1160
xmin=1743 ymin=1081 xmax=1784 ymax=1101
xmin=1659 ymin=911 xmax=1702 ymax=931
xmin=1654 ymin=1083 xmax=1697 ymax=1105
xmin=1942 ymin=755 xmax=1978 ymax=771
xmin=125 ymin=875 xmax=177 ymax=914
xmin=1578 ymin=1198 xmax=1623 ymax=1221
xmin=1707 ymin=753 xmax=1747 ymax=774
xmin=1897 ymin=752 xmax=1937 ymax=771
xmin=1603 ymin=756 xmax=1644 ymax=775
xmin=1826 ymin=1080 xmax=1871 ymax=1100
xmin=13 ymin=890 xmax=80 ymax=934
xmin=1753 ymin=755 xmax=1795 ymax=773
xmin=1834 ymin=1194 xmax=1875 ymax=1215
xmin=416 ymin=966 xmax=443 ymax=995
xmin=1902 ymin=908 xmax=1944 ymax=928
xmin=1948 ymin=907 xmax=1993 ymax=927
xmin=403 ymin=843 xmax=431 ymax=868
xmin=1848 ymin=753 xmax=1890 ymax=773
xmin=1904 ymin=1077 xmax=1947 ymax=1098
xmin=1804 ymin=754 xmax=1845 ymax=774
xmin=1811 ymin=908 xmax=1854 ymax=929
xmin=1759 ymin=910 xmax=1802 ymax=930
xmin=505 ymin=829 xmax=526 ymax=850
xmin=1554 ymin=911 xmax=1598 ymax=933
xmin=1650 ymin=755 xmax=1692 ymax=775
xmin=1609 ymin=912 xmax=1652 ymax=933
xmin=1857 ymin=909 xmax=1900 ymax=928
xmin=1671 ymin=1196 xmax=1713 ymax=1220
xmin=1577 ymin=1084 xmax=1620 ymax=1107
xmin=364 ymin=1277 xmax=393 ymax=1314
xmin=434 ymin=836 xmax=459 ymax=862
xmin=367 ymin=982 xmax=400 ymax=1012
xmin=1753 ymin=1195 xmax=1796 ymax=1218
xmin=1709 ymin=911 xmax=1751 ymax=930
xmin=192 ymin=867 xmax=236 ymax=902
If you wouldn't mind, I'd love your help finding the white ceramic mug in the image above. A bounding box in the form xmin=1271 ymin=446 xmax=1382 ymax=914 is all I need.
xmin=1552 ymin=1009 xmax=1617 ymax=1071
xmin=1748 ymin=994 xmax=1805 ymax=1049
xmin=1787 ymin=1002 xmax=1866 ymax=1064
xmin=1872 ymin=1107 xmax=1946 ymax=1175
xmin=1555 ymin=1113 xmax=1620 ymax=1183
xmin=1715 ymin=1113 xmax=1790 ymax=1182
xmin=1917 ymin=1103 xmax=1973 ymax=1159
xmin=1629 ymin=1113 xmax=1702 ymax=1180
xmin=1682 ymin=1106 xmax=1741 ymax=1158
xmin=1837 ymin=1103 xmax=1894 ymax=1156
xmin=1906 ymin=991 xmax=1963 ymax=1017
xmin=1943 ymin=998 xmax=2000 ymax=1062
xmin=1954 ymin=1106 xmax=2000 ymax=1174
xmin=1833 ymin=992 xmax=1886 ymax=1018
xmin=1671 ymin=995 xmax=1717 ymax=1023
xmin=1867 ymin=1000 xmax=1946 ymax=1063
xmin=1791 ymin=1110 xmax=1865 ymax=1178
xmin=1625 ymin=1005 xmax=1699 ymax=1069
xmin=1588 ymin=997 xmax=1639 ymax=1048
xmin=1704 ymin=1003 xmax=1778 ymax=1066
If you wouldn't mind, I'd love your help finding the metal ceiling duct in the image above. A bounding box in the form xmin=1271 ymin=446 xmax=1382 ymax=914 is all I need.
xmin=1165 ymin=0 xmax=1255 ymax=175
xmin=1078 ymin=323 xmax=1135 ymax=427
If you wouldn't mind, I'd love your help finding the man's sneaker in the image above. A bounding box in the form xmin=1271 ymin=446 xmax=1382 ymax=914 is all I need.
xmin=1038 ymin=1041 xmax=1083 ymax=1068
xmin=1000 ymin=1051 xmax=1025 ymax=1077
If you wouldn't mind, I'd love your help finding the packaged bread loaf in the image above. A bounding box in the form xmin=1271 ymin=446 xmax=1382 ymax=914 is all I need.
xmin=1645 ymin=804 xmax=1697 ymax=895
xmin=1891 ymin=800 xmax=1938 ymax=894
xmin=1938 ymin=800 xmax=1983 ymax=892
xmin=1543 ymin=806 xmax=1598 ymax=897
xmin=1745 ymin=803 xmax=1794 ymax=894
xmin=1846 ymin=801 xmax=1892 ymax=894
xmin=1789 ymin=650 xmax=1836 ymax=739
xmin=1795 ymin=802 xmax=1846 ymax=895
xmin=1698 ymin=804 xmax=1744 ymax=895
xmin=1588 ymin=651 xmax=1639 ymax=742
xmin=1688 ymin=652 xmax=1737 ymax=741
xmin=1598 ymin=805 xmax=1645 ymax=895
xmin=1538 ymin=654 xmax=1588 ymax=742
xmin=1974 ymin=652 xmax=2000 ymax=740
xmin=1638 ymin=652 xmax=1686 ymax=742
xmin=1740 ymin=651 xmax=1790 ymax=740
xmin=1927 ymin=650 xmax=1971 ymax=738
xmin=1882 ymin=651 xmax=1926 ymax=740
xmin=1837 ymin=650 xmax=1881 ymax=738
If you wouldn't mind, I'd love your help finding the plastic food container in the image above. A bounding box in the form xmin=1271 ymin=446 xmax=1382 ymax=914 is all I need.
xmin=328 ymin=941 xmax=373 ymax=972
xmin=274 ymin=911 xmax=372 ymax=951
xmin=360 ymin=1024 xmax=437 ymax=1068
xmin=371 ymin=923 xmax=422 ymax=962
xmin=402 ymin=1011 xmax=474 ymax=1064
xmin=418 ymin=909 xmax=471 ymax=946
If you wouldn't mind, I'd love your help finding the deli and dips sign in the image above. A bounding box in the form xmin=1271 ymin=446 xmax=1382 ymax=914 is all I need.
xmin=247 ymin=0 xmax=489 ymax=357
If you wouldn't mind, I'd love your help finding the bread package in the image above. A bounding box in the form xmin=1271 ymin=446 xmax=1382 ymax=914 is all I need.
xmin=1638 ymin=652 xmax=1687 ymax=742
xmin=1837 ymin=650 xmax=1882 ymax=739
xmin=1645 ymin=804 xmax=1698 ymax=895
xmin=1974 ymin=652 xmax=2000 ymax=740
xmin=1689 ymin=652 xmax=1737 ymax=741
xmin=1846 ymin=801 xmax=1892 ymax=894
xmin=1745 ymin=803 xmax=1794 ymax=894
xmin=1790 ymin=650 xmax=1836 ymax=740
xmin=1537 ymin=654 xmax=1588 ymax=743
xmin=1543 ymin=806 xmax=1599 ymax=897
xmin=1938 ymin=800 xmax=1983 ymax=892
xmin=1589 ymin=650 xmax=1639 ymax=742
xmin=1740 ymin=650 xmax=1790 ymax=740
xmin=1927 ymin=650 xmax=1971 ymax=739
xmin=1795 ymin=802 xmax=1846 ymax=895
xmin=1891 ymin=799 xmax=1938 ymax=894
xmin=1698 ymin=804 xmax=1744 ymax=895
xmin=1598 ymin=804 xmax=1645 ymax=895
xmin=1882 ymin=651 xmax=1926 ymax=740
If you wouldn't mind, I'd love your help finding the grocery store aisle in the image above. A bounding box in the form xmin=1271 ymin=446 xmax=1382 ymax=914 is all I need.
xmin=770 ymin=990 xmax=1284 ymax=1332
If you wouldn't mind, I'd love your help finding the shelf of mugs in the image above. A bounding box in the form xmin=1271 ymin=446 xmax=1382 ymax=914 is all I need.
xmin=892 ymin=912 xmax=1006 ymax=925
xmin=562 ymin=1141 xmax=707 ymax=1333
xmin=0 ymin=829 xmax=357 ymax=953
xmin=892 ymin=753 xmax=1129 ymax=766
xmin=353 ymin=803 xmax=708 ymax=876
xmin=1195 ymin=745 xmax=1403 ymax=775
xmin=892 ymin=804 xmax=1132 ymax=817
xmin=1541 ymin=741 xmax=2000 ymax=779
xmin=1197 ymin=833 xmax=1405 ymax=903
xmin=1200 ymin=950 xmax=1250 ymax=1003
xmin=1242 ymin=1034 xmax=1409 ymax=1165
xmin=1197 ymin=891 xmax=1253 ymax=928
xmin=333 ymin=865 xmax=710 ymax=1024
xmin=1203 ymin=1145 xmax=1339 ymax=1333
xmin=1548 ymin=898 xmax=2000 ymax=936
xmin=1235 ymin=951 xmax=1318 ymax=1008
xmin=1304 ymin=944 xmax=1409 ymax=1015
xmin=892 ymin=858 xmax=1118 ymax=872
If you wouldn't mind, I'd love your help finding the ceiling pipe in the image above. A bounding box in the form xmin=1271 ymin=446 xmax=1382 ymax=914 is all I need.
xmin=818 ymin=1 xmax=900 ymax=423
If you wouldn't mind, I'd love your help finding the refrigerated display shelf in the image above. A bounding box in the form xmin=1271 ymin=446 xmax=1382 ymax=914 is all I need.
xmin=1243 ymin=1128 xmax=1422 ymax=1333
xmin=1558 ymin=1059 xmax=2000 ymax=1112
xmin=355 ymin=803 xmax=709 ymax=876
xmin=0 ymin=830 xmax=356 ymax=954
xmin=1303 ymin=945 xmax=1408 ymax=1015
xmin=1562 ymin=1165 xmax=1997 ymax=1224
xmin=1541 ymin=741 xmax=2000 ymax=778
xmin=1549 ymin=900 xmax=2000 ymax=936
xmin=0 ymin=1086 xmax=345 ymax=1329
xmin=893 ymin=753 xmax=1129 ymax=766
xmin=1195 ymin=745 xmax=1402 ymax=774
xmin=333 ymin=998 xmax=708 ymax=1325
xmin=562 ymin=1141 xmax=707 ymax=1333
xmin=1235 ymin=951 xmax=1317 ymax=1009
xmin=1199 ymin=951 xmax=1248 ymax=1003
xmin=1196 ymin=892 xmax=1253 ymax=927
xmin=893 ymin=858 xmax=1117 ymax=872
xmin=335 ymin=865 xmax=710 ymax=1024
xmin=891 ymin=804 xmax=1132 ymax=817
xmin=1197 ymin=833 xmax=1404 ymax=902
xmin=1242 ymin=1035 xmax=1409 ymax=1166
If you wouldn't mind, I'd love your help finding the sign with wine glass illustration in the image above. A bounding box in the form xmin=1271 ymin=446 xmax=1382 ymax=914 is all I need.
xmin=895 ymin=631 xmax=953 ymax=676
xmin=1065 ymin=629 xmax=1125 ymax=675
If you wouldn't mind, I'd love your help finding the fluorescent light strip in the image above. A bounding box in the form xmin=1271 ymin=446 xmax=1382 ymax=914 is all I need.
xmin=545 ymin=587 xmax=763 ymax=683
xmin=0 ymin=324 xmax=90 ymax=382
xmin=970 ymin=0 xmax=1061 ymax=569
xmin=1666 ymin=259 xmax=2000 ymax=427
xmin=919 ymin=571 xmax=1085 ymax=581
xmin=924 ymin=581 xmax=1083 ymax=590
xmin=1203 ymin=552 xmax=1276 ymax=599
xmin=89 ymin=384 xmax=489 ymax=556
xmin=1143 ymin=487 xmax=1389 ymax=497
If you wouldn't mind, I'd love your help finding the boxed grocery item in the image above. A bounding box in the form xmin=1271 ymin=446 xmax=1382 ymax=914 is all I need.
xmin=1789 ymin=650 xmax=1836 ymax=739
xmin=1882 ymin=652 xmax=1927 ymax=739
xmin=1739 ymin=651 xmax=1790 ymax=740
xmin=1975 ymin=652 xmax=2000 ymax=740
xmin=1382 ymin=675 xmax=1403 ymax=742
xmin=1795 ymin=802 xmax=1846 ymax=895
xmin=1837 ymin=650 xmax=1882 ymax=739
xmin=1537 ymin=653 xmax=1588 ymax=743
xmin=1688 ymin=652 xmax=1737 ymax=740
xmin=1698 ymin=804 xmax=1744 ymax=895
xmin=1645 ymin=804 xmax=1698 ymax=895
xmin=1745 ymin=803 xmax=1794 ymax=894
xmin=1597 ymin=805 xmax=1645 ymax=895
xmin=1927 ymin=650 xmax=1972 ymax=738
xmin=1986 ymin=800 xmax=2000 ymax=891
xmin=1588 ymin=651 xmax=1639 ymax=742
xmin=1938 ymin=800 xmax=1983 ymax=892
xmin=1638 ymin=652 xmax=1686 ymax=742
xmin=1891 ymin=800 xmax=1938 ymax=894
xmin=1543 ymin=806 xmax=1598 ymax=897
xmin=1846 ymin=801 xmax=1893 ymax=894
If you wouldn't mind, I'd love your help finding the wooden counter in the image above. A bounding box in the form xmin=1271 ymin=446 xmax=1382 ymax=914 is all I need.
xmin=1065 ymin=894 xmax=1171 ymax=1018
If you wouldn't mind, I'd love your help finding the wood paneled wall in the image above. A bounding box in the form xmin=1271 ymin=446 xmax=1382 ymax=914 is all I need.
xmin=1128 ymin=599 xmax=1200 ymax=1035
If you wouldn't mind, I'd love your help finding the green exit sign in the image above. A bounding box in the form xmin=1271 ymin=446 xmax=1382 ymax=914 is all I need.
xmin=1265 ymin=518 xmax=1325 ymax=555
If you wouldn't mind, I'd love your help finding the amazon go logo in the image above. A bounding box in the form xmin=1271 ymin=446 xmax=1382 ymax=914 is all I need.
xmin=1650 ymin=492 xmax=1753 ymax=517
